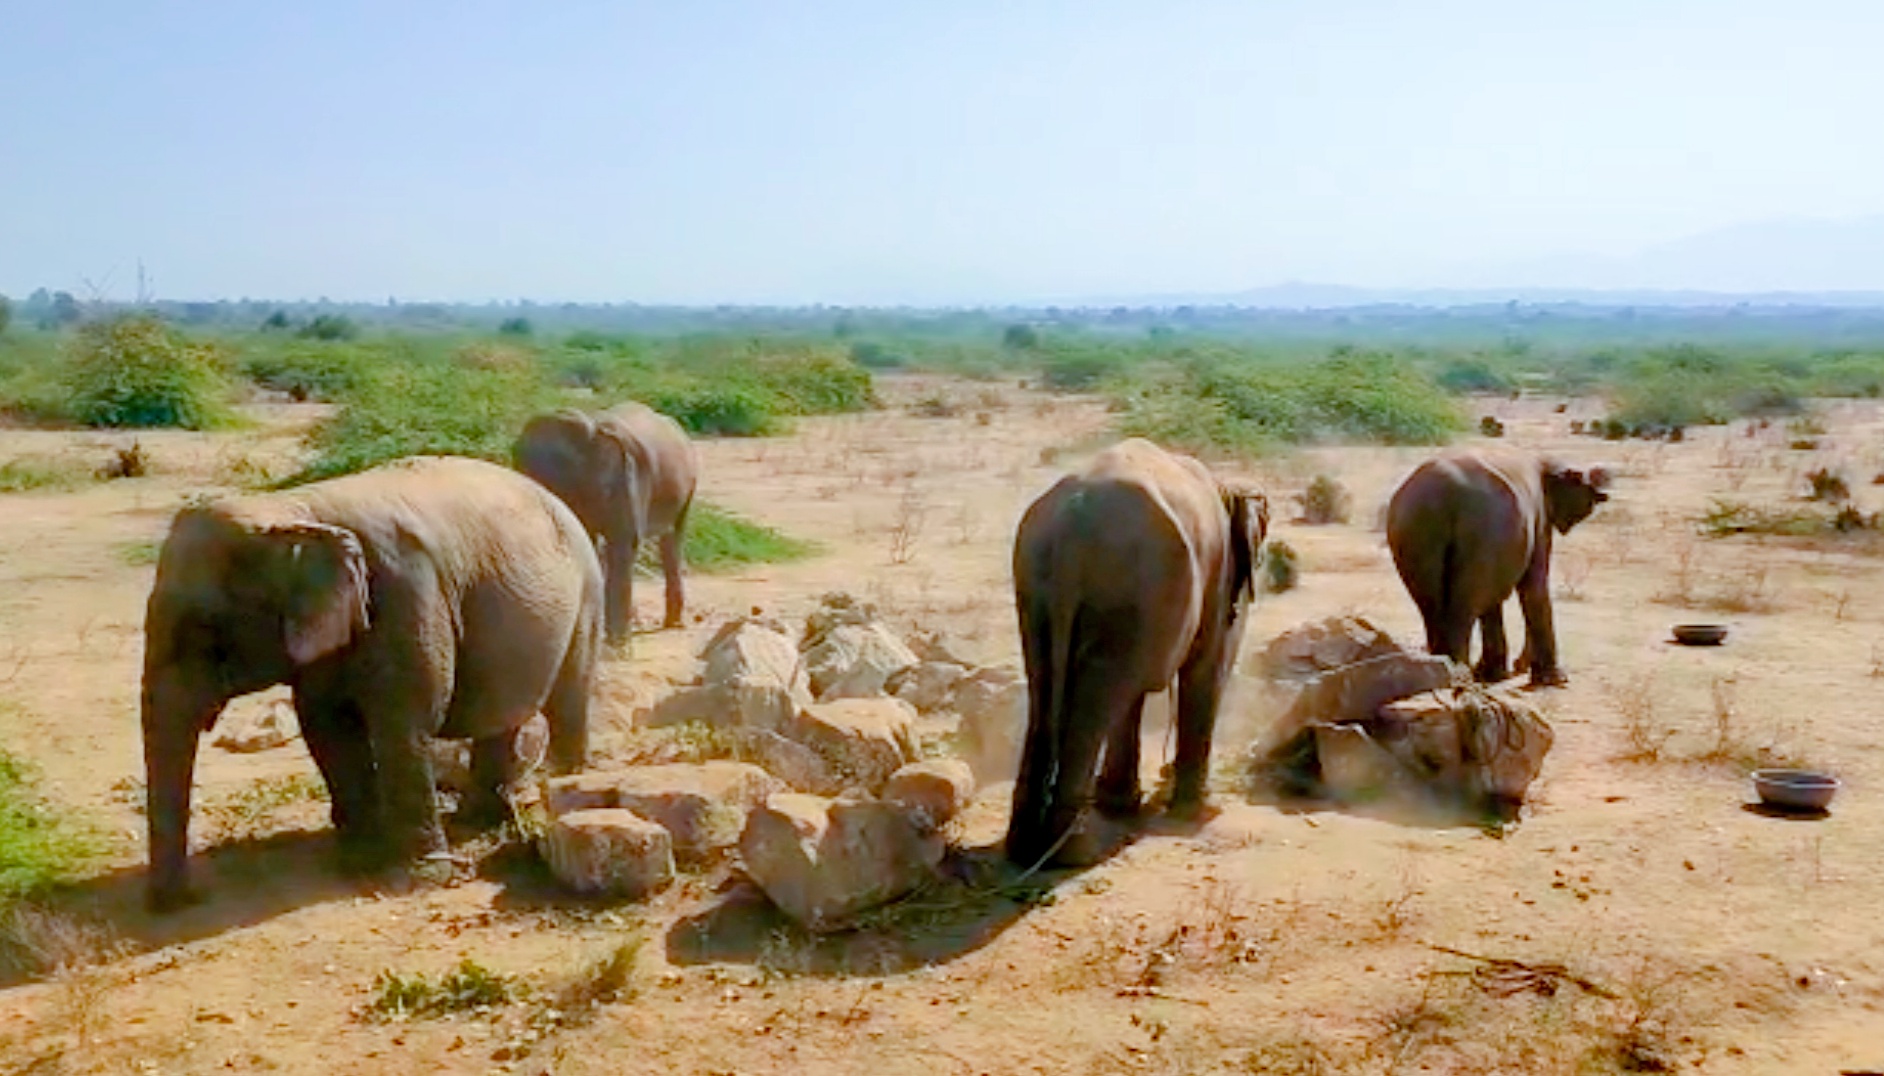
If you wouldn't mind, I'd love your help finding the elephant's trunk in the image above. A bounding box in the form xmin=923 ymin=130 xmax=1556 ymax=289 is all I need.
xmin=142 ymin=672 xmax=219 ymax=912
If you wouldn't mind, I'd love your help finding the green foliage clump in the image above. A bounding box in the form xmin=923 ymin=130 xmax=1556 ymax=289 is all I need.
xmin=639 ymin=383 xmax=781 ymax=436
xmin=242 ymin=341 xmax=366 ymax=401
xmin=1118 ymin=351 xmax=1463 ymax=458
xmin=0 ymin=295 xmax=11 ymax=336
xmin=498 ymin=317 xmax=533 ymax=337
xmin=297 ymin=314 xmax=359 ymax=342
xmin=1038 ymin=343 xmax=1128 ymax=391
xmin=0 ymin=457 xmax=93 ymax=494
xmin=0 ymin=747 xmax=100 ymax=901
xmin=60 ymin=315 xmax=237 ymax=429
xmin=1435 ymin=357 xmax=1515 ymax=394
xmin=368 ymin=958 xmax=517 ymax=1021
xmin=644 ymin=502 xmax=817 ymax=574
xmin=298 ymin=363 xmax=554 ymax=482
xmin=1262 ymin=539 xmax=1299 ymax=593
xmin=1608 ymin=345 xmax=1804 ymax=428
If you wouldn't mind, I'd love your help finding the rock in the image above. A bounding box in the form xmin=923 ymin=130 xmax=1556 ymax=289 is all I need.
xmin=906 ymin=629 xmax=970 ymax=666
xmin=803 ymin=623 xmax=919 ymax=700
xmin=738 ymin=793 xmax=945 ymax=932
xmin=645 ymin=679 xmax=802 ymax=732
xmin=786 ymin=699 xmax=918 ymax=794
xmin=543 ymin=761 xmax=783 ymax=863
xmin=955 ymin=666 xmax=1027 ymax=786
xmin=701 ymin=617 xmax=809 ymax=699
xmin=1254 ymin=615 xmax=1404 ymax=682
xmin=888 ymin=661 xmax=969 ymax=713
xmin=1313 ymin=723 xmax=1418 ymax=806
xmin=801 ymin=592 xmax=878 ymax=651
xmin=212 ymin=700 xmax=296 ymax=753
xmin=728 ymin=729 xmax=844 ymax=795
xmin=882 ymin=759 xmax=975 ymax=831
xmin=541 ymin=808 xmax=675 ymax=898
xmin=1251 ymin=652 xmax=1467 ymax=762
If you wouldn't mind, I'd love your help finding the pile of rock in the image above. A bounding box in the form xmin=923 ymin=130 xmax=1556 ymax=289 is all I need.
xmin=1247 ymin=615 xmax=1554 ymax=822
xmin=536 ymin=593 xmax=1020 ymax=930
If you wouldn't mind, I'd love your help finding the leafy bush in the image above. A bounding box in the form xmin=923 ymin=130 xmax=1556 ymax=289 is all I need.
xmin=0 ymin=747 xmax=100 ymax=900
xmin=60 ymin=315 xmax=237 ymax=429
xmin=498 ymin=317 xmax=533 ymax=337
xmin=242 ymin=341 xmax=366 ymax=401
xmin=1117 ymin=351 xmax=1462 ymax=458
xmin=1262 ymin=539 xmax=1299 ymax=593
xmin=1299 ymin=475 xmax=1352 ymax=525
xmin=0 ymin=295 xmax=11 ymax=336
xmin=297 ymin=314 xmax=359 ymax=342
xmin=643 ymin=503 xmax=817 ymax=574
xmin=640 ymin=382 xmax=781 ymax=436
xmin=1436 ymin=358 xmax=1515 ymax=395
xmin=298 ymin=363 xmax=554 ymax=482
xmin=0 ymin=457 xmax=94 ymax=494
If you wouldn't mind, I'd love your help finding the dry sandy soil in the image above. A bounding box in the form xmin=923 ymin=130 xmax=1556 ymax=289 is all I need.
xmin=2 ymin=377 xmax=1882 ymax=1074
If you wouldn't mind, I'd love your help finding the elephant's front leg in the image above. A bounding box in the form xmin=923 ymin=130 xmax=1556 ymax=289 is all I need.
xmin=1094 ymin=692 xmax=1149 ymax=818
xmin=1474 ymin=605 xmax=1512 ymax=683
xmin=1516 ymin=567 xmax=1568 ymax=687
xmin=360 ymin=617 xmax=455 ymax=876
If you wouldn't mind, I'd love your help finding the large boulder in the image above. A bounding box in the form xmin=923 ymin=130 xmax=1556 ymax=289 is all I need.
xmin=1376 ymin=688 xmax=1555 ymax=815
xmin=729 ymin=728 xmax=845 ymax=796
xmin=803 ymin=623 xmax=919 ymax=701
xmin=543 ymin=761 xmax=784 ymax=863
xmin=1253 ymin=615 xmax=1405 ymax=682
xmin=786 ymin=699 xmax=918 ymax=794
xmin=541 ymin=808 xmax=675 ymax=898
xmin=882 ymin=759 xmax=975 ymax=832
xmin=888 ymin=660 xmax=969 ymax=713
xmin=646 ymin=619 xmax=811 ymax=732
xmin=738 ymin=793 xmax=945 ymax=932
xmin=1251 ymin=652 xmax=1467 ymax=763
xmin=702 ymin=617 xmax=810 ymax=698
xmin=213 ymin=699 xmax=296 ymax=753
xmin=955 ymin=666 xmax=1027 ymax=786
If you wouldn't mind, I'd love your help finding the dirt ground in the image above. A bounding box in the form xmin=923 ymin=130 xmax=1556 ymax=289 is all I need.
xmin=2 ymin=377 xmax=1882 ymax=1074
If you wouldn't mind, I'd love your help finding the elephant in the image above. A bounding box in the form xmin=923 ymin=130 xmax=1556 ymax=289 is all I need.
xmin=1006 ymin=438 xmax=1269 ymax=867
xmin=1385 ymin=448 xmax=1610 ymax=688
xmin=514 ymin=401 xmax=700 ymax=645
xmin=140 ymin=455 xmax=602 ymax=912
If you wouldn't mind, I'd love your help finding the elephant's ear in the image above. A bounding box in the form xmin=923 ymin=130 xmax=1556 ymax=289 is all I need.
xmin=1222 ymin=483 xmax=1270 ymax=604
xmin=516 ymin=411 xmax=600 ymax=522
xmin=265 ymin=523 xmax=371 ymax=665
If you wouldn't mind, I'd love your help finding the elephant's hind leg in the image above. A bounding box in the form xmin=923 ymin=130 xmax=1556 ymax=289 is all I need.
xmin=1094 ymin=693 xmax=1149 ymax=819
xmin=659 ymin=529 xmax=687 ymax=629
xmin=1474 ymin=606 xmax=1511 ymax=682
xmin=459 ymin=733 xmax=518 ymax=831
xmin=543 ymin=626 xmax=596 ymax=776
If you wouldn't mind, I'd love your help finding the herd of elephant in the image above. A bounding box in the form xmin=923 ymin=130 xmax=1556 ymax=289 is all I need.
xmin=135 ymin=400 xmax=1611 ymax=912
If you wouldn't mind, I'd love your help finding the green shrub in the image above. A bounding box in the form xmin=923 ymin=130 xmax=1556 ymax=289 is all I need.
xmin=1262 ymin=539 xmax=1299 ymax=593
xmin=0 ymin=747 xmax=101 ymax=900
xmin=0 ymin=456 xmax=93 ymax=493
xmin=741 ymin=351 xmax=875 ymax=415
xmin=1435 ymin=358 xmax=1515 ymax=395
xmin=0 ymin=295 xmax=11 ymax=336
xmin=298 ymin=363 xmax=554 ymax=482
xmin=297 ymin=314 xmax=358 ymax=342
xmin=367 ymin=958 xmax=517 ymax=1021
xmin=641 ymin=383 xmax=781 ymax=437
xmin=643 ymin=502 xmax=817 ymax=574
xmin=498 ymin=317 xmax=533 ymax=337
xmin=60 ymin=315 xmax=237 ymax=429
xmin=242 ymin=341 xmax=366 ymax=401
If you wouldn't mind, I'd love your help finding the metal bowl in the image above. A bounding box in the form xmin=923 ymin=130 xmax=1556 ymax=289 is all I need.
xmin=1752 ymin=769 xmax=1840 ymax=812
xmin=1672 ymin=623 xmax=1729 ymax=646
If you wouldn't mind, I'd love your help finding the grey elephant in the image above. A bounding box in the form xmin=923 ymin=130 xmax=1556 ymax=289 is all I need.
xmin=140 ymin=456 xmax=602 ymax=912
xmin=1007 ymin=438 xmax=1269 ymax=867
xmin=1385 ymin=448 xmax=1609 ymax=688
xmin=514 ymin=401 xmax=700 ymax=644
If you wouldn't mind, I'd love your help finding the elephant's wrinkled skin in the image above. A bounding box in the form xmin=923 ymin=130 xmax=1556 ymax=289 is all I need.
xmin=1385 ymin=449 xmax=1609 ymax=688
xmin=515 ymin=402 xmax=699 ymax=644
xmin=140 ymin=456 xmax=603 ymax=912
xmin=1007 ymin=438 xmax=1268 ymax=867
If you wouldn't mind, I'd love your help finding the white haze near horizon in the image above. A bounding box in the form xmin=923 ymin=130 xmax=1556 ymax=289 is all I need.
xmin=3 ymin=1 xmax=1883 ymax=306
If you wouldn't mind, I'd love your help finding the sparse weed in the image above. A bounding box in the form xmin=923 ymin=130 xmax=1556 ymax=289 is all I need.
xmin=0 ymin=456 xmax=94 ymax=494
xmin=366 ymin=957 xmax=518 ymax=1021
xmin=198 ymin=773 xmax=327 ymax=841
xmin=1607 ymin=670 xmax=1672 ymax=762
xmin=1298 ymin=474 xmax=1352 ymax=525
xmin=1263 ymin=539 xmax=1300 ymax=593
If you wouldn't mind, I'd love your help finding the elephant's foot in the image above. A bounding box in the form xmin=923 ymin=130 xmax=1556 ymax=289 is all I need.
xmin=1474 ymin=660 xmax=1512 ymax=684
xmin=145 ymin=880 xmax=204 ymax=915
xmin=1525 ymin=667 xmax=1570 ymax=689
xmin=454 ymin=788 xmax=514 ymax=833
xmin=1095 ymin=785 xmax=1143 ymax=820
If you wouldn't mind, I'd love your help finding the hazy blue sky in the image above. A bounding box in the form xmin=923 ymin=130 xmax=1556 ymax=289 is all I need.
xmin=5 ymin=1 xmax=1883 ymax=303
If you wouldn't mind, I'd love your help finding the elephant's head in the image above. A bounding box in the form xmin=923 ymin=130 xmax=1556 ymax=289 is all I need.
xmin=141 ymin=504 xmax=370 ymax=910
xmin=514 ymin=410 xmax=647 ymax=545
xmin=1541 ymin=462 xmax=1611 ymax=535
xmin=1221 ymin=482 xmax=1271 ymax=604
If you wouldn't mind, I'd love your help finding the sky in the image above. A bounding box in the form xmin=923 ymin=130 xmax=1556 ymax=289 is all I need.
xmin=4 ymin=0 xmax=1884 ymax=305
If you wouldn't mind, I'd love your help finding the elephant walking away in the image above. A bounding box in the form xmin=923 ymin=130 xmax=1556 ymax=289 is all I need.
xmin=1007 ymin=438 xmax=1269 ymax=867
xmin=515 ymin=402 xmax=700 ymax=645
xmin=1385 ymin=448 xmax=1610 ymax=688
xmin=140 ymin=456 xmax=603 ymax=911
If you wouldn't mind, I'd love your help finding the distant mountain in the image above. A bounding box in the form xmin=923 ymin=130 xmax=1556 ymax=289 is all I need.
xmin=1058 ymin=215 xmax=1884 ymax=310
